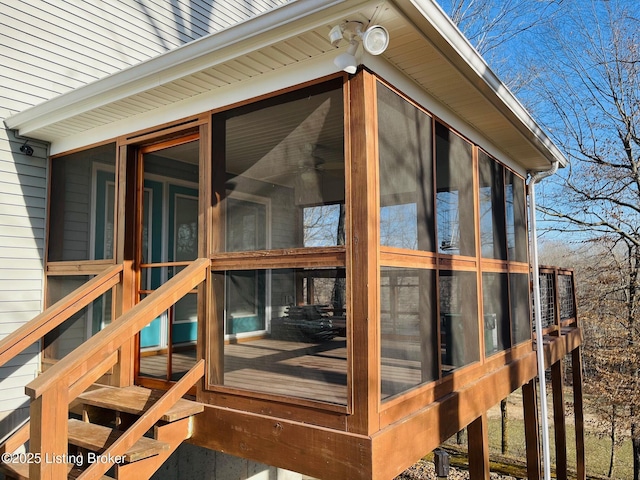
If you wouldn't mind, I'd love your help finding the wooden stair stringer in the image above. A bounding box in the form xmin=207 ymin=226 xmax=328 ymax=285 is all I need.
xmin=75 ymin=360 xmax=205 ymax=480
xmin=114 ymin=417 xmax=194 ymax=478
xmin=75 ymin=384 xmax=204 ymax=478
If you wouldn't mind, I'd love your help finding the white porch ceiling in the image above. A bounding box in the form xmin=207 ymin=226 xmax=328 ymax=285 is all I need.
xmin=5 ymin=0 xmax=566 ymax=171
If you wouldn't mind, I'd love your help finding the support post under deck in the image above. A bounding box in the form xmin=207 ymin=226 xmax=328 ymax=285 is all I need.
xmin=468 ymin=413 xmax=490 ymax=480
xmin=522 ymin=379 xmax=541 ymax=480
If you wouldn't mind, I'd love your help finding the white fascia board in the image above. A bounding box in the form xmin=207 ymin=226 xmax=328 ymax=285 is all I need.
xmin=402 ymin=0 xmax=567 ymax=168
xmin=49 ymin=52 xmax=339 ymax=155
xmin=5 ymin=0 xmax=373 ymax=136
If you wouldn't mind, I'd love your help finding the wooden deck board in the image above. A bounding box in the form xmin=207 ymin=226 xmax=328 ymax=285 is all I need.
xmin=78 ymin=386 xmax=204 ymax=422
xmin=138 ymin=337 xmax=421 ymax=405
xmin=68 ymin=418 xmax=169 ymax=463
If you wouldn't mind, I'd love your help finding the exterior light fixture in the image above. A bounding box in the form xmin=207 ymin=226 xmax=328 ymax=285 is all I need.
xmin=19 ymin=141 xmax=33 ymax=156
xmin=361 ymin=25 xmax=389 ymax=55
xmin=329 ymin=21 xmax=390 ymax=73
xmin=333 ymin=39 xmax=359 ymax=74
xmin=329 ymin=24 xmax=344 ymax=46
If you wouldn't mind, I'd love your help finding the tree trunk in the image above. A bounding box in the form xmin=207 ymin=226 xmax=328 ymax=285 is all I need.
xmin=457 ymin=428 xmax=467 ymax=445
xmin=608 ymin=405 xmax=615 ymax=478
xmin=633 ymin=418 xmax=640 ymax=480
xmin=331 ymin=205 xmax=346 ymax=311
xmin=501 ymin=398 xmax=509 ymax=455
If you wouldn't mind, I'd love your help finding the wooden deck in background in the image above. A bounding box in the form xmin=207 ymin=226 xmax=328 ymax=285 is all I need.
xmin=140 ymin=337 xmax=351 ymax=405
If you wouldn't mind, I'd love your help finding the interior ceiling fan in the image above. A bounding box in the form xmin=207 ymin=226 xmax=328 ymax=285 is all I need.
xmin=260 ymin=142 xmax=343 ymax=185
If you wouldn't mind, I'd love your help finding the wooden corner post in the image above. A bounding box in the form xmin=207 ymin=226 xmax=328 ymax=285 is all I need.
xmin=346 ymin=69 xmax=380 ymax=435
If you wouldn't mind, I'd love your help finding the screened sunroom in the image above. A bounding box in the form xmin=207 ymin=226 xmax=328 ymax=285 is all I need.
xmin=2 ymin=1 xmax=583 ymax=478
xmin=30 ymin=68 xmax=582 ymax=480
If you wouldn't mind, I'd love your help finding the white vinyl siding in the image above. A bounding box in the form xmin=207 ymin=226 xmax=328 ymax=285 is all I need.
xmin=0 ymin=0 xmax=292 ymax=436
xmin=0 ymin=0 xmax=293 ymax=112
xmin=0 ymin=129 xmax=46 ymax=438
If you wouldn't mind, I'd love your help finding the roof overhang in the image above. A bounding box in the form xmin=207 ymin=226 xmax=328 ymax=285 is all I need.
xmin=4 ymin=0 xmax=566 ymax=170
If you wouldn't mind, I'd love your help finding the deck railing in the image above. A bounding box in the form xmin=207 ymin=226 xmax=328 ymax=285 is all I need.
xmin=0 ymin=258 xmax=208 ymax=479
xmin=536 ymin=266 xmax=577 ymax=334
xmin=0 ymin=264 xmax=124 ymax=370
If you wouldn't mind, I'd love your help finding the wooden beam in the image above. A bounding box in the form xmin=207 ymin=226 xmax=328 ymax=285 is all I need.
xmin=190 ymin=404 xmax=372 ymax=480
xmin=552 ymin=359 xmax=567 ymax=480
xmin=468 ymin=413 xmax=490 ymax=480
xmin=371 ymin=351 xmax=538 ymax=480
xmin=542 ymin=326 xmax=582 ymax=367
xmin=522 ymin=379 xmax=541 ymax=480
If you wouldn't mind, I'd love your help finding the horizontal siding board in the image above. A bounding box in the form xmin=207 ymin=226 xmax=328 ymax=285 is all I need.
xmin=0 ymin=254 xmax=45 ymax=269
xmin=0 ymin=81 xmax=49 ymax=110
xmin=0 ymin=300 xmax=43 ymax=313
xmin=0 ymin=71 xmax=64 ymax=103
xmin=98 ymin=0 xmax=195 ymax=45
xmin=0 ymin=362 xmax=39 ymax=380
xmin=0 ymin=169 xmax=46 ymax=188
xmin=0 ymin=394 xmax=34 ymax=411
xmin=0 ymin=322 xmax=42 ymax=336
xmin=0 ymin=55 xmax=88 ymax=94
xmin=0 ymin=170 xmax=47 ymax=190
xmin=23 ymin=0 xmax=170 ymax=57
xmin=0 ymin=52 xmax=95 ymax=88
xmin=0 ymin=194 xmax=46 ymax=211
xmin=0 ymin=223 xmax=45 ymax=238
xmin=0 ymin=246 xmax=44 ymax=260
xmin=0 ymin=177 xmax=45 ymax=194
xmin=0 ymin=165 xmax=46 ymax=184
xmin=0 ymin=31 xmax=112 ymax=84
xmin=0 ymin=235 xmax=44 ymax=250
xmin=0 ymin=289 xmax=43 ymax=302
xmin=0 ymin=278 xmax=44 ymax=291
xmin=0 ymin=32 xmax=110 ymax=83
xmin=0 ymin=147 xmax=47 ymax=167
xmin=0 ymin=213 xmax=45 ymax=230
xmin=0 ymin=7 xmax=137 ymax=72
xmin=0 ymin=307 xmax=43 ymax=319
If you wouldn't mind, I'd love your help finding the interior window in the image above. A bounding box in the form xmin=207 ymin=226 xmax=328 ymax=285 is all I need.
xmin=439 ymin=270 xmax=479 ymax=373
xmin=435 ymin=122 xmax=475 ymax=257
xmin=222 ymin=81 xmax=344 ymax=251
xmin=478 ymin=151 xmax=507 ymax=259
xmin=378 ymin=83 xmax=434 ymax=251
xmin=48 ymin=143 xmax=116 ymax=262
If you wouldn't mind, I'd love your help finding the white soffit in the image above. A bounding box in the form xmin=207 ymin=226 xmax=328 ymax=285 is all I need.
xmin=5 ymin=0 xmax=566 ymax=170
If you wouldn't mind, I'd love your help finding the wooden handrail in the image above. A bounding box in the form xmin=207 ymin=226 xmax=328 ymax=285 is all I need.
xmin=0 ymin=264 xmax=123 ymax=369
xmin=25 ymin=258 xmax=209 ymax=479
xmin=26 ymin=258 xmax=209 ymax=399
xmin=78 ymin=360 xmax=205 ymax=480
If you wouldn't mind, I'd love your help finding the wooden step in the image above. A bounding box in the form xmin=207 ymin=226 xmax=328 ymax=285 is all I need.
xmin=78 ymin=386 xmax=204 ymax=422
xmin=0 ymin=460 xmax=115 ymax=480
xmin=68 ymin=418 xmax=169 ymax=463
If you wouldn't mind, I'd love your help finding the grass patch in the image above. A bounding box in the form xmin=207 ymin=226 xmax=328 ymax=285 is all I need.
xmin=470 ymin=415 xmax=634 ymax=479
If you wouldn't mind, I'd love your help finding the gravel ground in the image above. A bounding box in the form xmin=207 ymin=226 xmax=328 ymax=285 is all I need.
xmin=394 ymin=460 xmax=519 ymax=480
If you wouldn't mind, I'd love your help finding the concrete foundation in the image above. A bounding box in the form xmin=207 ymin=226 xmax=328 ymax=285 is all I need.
xmin=151 ymin=442 xmax=303 ymax=480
